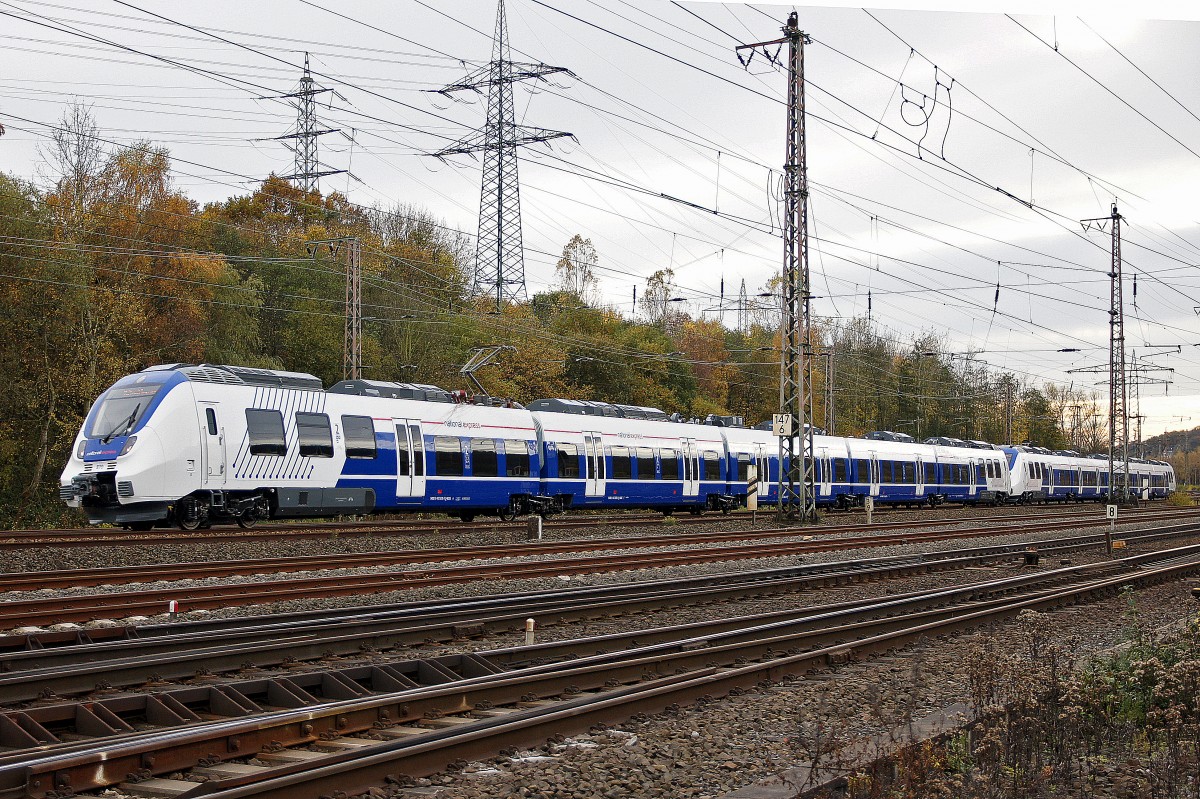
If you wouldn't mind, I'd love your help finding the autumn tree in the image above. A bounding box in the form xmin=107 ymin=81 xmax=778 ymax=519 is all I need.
xmin=640 ymin=267 xmax=679 ymax=326
xmin=554 ymin=234 xmax=599 ymax=304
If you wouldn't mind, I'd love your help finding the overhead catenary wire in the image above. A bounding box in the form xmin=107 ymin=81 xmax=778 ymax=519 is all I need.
xmin=2 ymin=1 xmax=1200 ymax=410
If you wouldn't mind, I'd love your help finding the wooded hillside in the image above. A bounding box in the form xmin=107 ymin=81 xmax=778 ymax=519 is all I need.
xmin=0 ymin=116 xmax=1125 ymax=526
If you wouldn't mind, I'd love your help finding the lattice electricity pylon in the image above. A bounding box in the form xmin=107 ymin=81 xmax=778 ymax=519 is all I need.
xmin=275 ymin=53 xmax=345 ymax=193
xmin=1079 ymin=203 xmax=1130 ymax=503
xmin=433 ymin=0 xmax=573 ymax=310
xmin=737 ymin=13 xmax=816 ymax=522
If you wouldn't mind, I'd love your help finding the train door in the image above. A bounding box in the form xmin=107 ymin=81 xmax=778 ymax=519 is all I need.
xmin=968 ymin=459 xmax=978 ymax=497
xmin=682 ymin=438 xmax=700 ymax=497
xmin=915 ymin=456 xmax=925 ymax=496
xmin=869 ymin=451 xmax=880 ymax=497
xmin=199 ymin=403 xmax=225 ymax=487
xmin=817 ymin=450 xmax=832 ymax=498
xmin=583 ymin=433 xmax=605 ymax=497
xmin=393 ymin=420 xmax=426 ymax=500
xmin=755 ymin=445 xmax=770 ymax=502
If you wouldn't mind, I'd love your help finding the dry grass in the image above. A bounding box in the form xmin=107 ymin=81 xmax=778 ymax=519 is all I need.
xmin=819 ymin=602 xmax=1200 ymax=798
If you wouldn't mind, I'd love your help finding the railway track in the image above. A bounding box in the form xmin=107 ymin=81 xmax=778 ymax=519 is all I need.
xmin=10 ymin=506 xmax=1191 ymax=592
xmin=4 ymin=520 xmax=1198 ymax=703
xmin=0 ymin=502 xmax=1155 ymax=548
xmin=4 ymin=542 xmax=1198 ymax=799
xmin=1 ymin=509 xmax=1195 ymax=629
xmin=0 ymin=512 xmax=680 ymax=549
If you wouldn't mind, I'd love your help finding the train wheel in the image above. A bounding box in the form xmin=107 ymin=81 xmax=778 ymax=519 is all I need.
xmin=129 ymin=521 xmax=154 ymax=532
xmin=498 ymin=508 xmax=516 ymax=522
xmin=236 ymin=511 xmax=258 ymax=530
xmin=178 ymin=515 xmax=203 ymax=531
xmin=459 ymin=513 xmax=476 ymax=523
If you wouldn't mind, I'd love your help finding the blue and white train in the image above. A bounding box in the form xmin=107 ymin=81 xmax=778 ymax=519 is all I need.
xmin=60 ymin=364 xmax=1176 ymax=529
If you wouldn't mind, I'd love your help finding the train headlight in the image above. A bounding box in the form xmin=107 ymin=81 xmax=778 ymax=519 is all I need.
xmin=119 ymin=435 xmax=138 ymax=456
xmin=76 ymin=440 xmax=86 ymax=459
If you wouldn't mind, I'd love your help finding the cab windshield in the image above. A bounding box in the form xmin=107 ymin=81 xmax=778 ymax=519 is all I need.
xmin=87 ymin=384 xmax=161 ymax=440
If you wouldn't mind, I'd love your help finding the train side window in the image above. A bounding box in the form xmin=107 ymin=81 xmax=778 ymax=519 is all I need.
xmin=558 ymin=443 xmax=580 ymax=478
xmin=472 ymin=439 xmax=498 ymax=477
xmin=736 ymin=453 xmax=751 ymax=481
xmin=396 ymin=433 xmax=410 ymax=476
xmin=205 ymin=408 xmax=218 ymax=436
xmin=854 ymin=459 xmax=869 ymax=483
xmin=434 ymin=436 xmax=463 ymax=475
xmin=924 ymin=463 xmax=937 ymax=484
xmin=505 ymin=440 xmax=531 ymax=477
xmin=296 ymin=412 xmax=333 ymax=458
xmin=609 ymin=446 xmax=632 ymax=479
xmin=409 ymin=425 xmax=424 ymax=476
xmin=245 ymin=409 xmax=286 ymax=456
xmin=834 ymin=459 xmax=848 ymax=482
xmin=660 ymin=449 xmax=680 ymax=480
xmin=703 ymin=451 xmax=722 ymax=481
xmin=637 ymin=447 xmax=657 ymax=480
xmin=342 ymin=415 xmax=377 ymax=459
xmin=902 ymin=462 xmax=914 ymax=484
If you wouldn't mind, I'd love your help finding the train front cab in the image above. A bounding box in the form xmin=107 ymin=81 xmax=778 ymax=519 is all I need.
xmin=60 ymin=368 xmax=199 ymax=528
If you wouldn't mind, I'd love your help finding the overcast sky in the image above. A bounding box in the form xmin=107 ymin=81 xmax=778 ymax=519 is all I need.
xmin=2 ymin=0 xmax=1199 ymax=437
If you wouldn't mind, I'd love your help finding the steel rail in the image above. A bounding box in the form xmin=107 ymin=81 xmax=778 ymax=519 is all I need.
xmin=0 ymin=503 xmax=1129 ymax=548
xmin=1 ymin=513 xmax=1194 ymax=629
xmin=6 ymin=545 xmax=1198 ymax=799
xmin=10 ymin=508 xmax=1189 ymax=593
xmin=4 ymin=520 xmax=1199 ymax=701
xmin=0 ymin=512 xmax=697 ymax=549
xmin=0 ymin=549 xmax=1066 ymax=702
xmin=203 ymin=553 xmax=1198 ymax=799
xmin=0 ymin=545 xmax=1141 ymax=709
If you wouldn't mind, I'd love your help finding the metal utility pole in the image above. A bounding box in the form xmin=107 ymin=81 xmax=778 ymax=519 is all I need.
xmin=1005 ymin=381 xmax=1013 ymax=444
xmin=738 ymin=12 xmax=815 ymax=521
xmin=275 ymin=53 xmax=346 ymax=193
xmin=1081 ymin=204 xmax=1128 ymax=501
xmin=434 ymin=0 xmax=573 ymax=311
xmin=820 ymin=351 xmax=834 ymax=434
xmin=307 ymin=237 xmax=362 ymax=381
xmin=737 ymin=278 xmax=749 ymax=333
